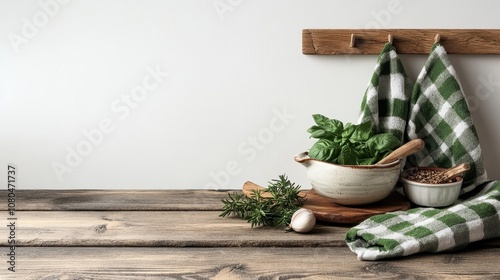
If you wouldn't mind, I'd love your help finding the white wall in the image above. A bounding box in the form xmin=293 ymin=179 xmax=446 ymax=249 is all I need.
xmin=1 ymin=0 xmax=499 ymax=189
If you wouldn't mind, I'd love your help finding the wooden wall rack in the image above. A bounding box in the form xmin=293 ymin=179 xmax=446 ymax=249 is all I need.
xmin=302 ymin=29 xmax=500 ymax=55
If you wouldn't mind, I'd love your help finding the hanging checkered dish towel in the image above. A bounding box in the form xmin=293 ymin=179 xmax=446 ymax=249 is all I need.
xmin=346 ymin=43 xmax=500 ymax=261
xmin=405 ymin=43 xmax=488 ymax=193
xmin=358 ymin=42 xmax=413 ymax=143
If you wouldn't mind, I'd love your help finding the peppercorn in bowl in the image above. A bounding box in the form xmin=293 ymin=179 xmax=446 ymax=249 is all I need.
xmin=401 ymin=167 xmax=463 ymax=207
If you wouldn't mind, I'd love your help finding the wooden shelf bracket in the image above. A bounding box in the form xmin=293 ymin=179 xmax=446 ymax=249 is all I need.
xmin=302 ymin=29 xmax=500 ymax=55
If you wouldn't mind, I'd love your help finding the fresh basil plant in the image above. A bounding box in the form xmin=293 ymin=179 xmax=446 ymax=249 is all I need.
xmin=307 ymin=114 xmax=401 ymax=165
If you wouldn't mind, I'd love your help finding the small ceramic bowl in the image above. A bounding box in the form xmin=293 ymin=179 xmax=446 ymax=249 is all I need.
xmin=294 ymin=152 xmax=401 ymax=205
xmin=401 ymin=167 xmax=463 ymax=207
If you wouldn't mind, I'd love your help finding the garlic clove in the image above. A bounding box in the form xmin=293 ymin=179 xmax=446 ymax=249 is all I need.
xmin=290 ymin=208 xmax=316 ymax=233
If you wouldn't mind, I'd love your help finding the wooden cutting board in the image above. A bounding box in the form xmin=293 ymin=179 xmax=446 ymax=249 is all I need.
xmin=242 ymin=181 xmax=411 ymax=224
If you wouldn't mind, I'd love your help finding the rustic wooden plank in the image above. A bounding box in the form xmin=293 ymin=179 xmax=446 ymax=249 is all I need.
xmin=0 ymin=211 xmax=349 ymax=247
xmin=0 ymin=189 xmax=230 ymax=210
xmin=303 ymin=29 xmax=500 ymax=55
xmin=4 ymin=247 xmax=500 ymax=279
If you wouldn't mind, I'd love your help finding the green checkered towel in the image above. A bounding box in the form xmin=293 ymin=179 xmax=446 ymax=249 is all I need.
xmin=358 ymin=42 xmax=413 ymax=142
xmin=346 ymin=181 xmax=500 ymax=260
xmin=348 ymin=43 xmax=498 ymax=260
xmin=406 ymin=43 xmax=488 ymax=193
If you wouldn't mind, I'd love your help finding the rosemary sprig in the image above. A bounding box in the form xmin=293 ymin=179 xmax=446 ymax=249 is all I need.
xmin=219 ymin=174 xmax=305 ymax=228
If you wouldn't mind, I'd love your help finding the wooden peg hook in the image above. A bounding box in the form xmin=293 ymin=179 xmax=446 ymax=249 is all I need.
xmin=350 ymin=34 xmax=356 ymax=47
xmin=388 ymin=34 xmax=393 ymax=44
xmin=435 ymin=34 xmax=441 ymax=43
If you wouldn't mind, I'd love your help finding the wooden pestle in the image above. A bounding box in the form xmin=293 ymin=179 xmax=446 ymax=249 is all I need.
xmin=437 ymin=163 xmax=471 ymax=183
xmin=376 ymin=139 xmax=425 ymax=165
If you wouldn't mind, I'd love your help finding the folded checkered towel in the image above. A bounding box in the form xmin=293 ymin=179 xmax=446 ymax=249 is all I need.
xmin=358 ymin=42 xmax=413 ymax=143
xmin=346 ymin=181 xmax=499 ymax=260
xmin=348 ymin=43 xmax=498 ymax=260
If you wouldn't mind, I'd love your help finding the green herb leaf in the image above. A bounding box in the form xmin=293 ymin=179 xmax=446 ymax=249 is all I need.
xmin=350 ymin=121 xmax=373 ymax=143
xmin=311 ymin=114 xmax=343 ymax=135
xmin=366 ymin=133 xmax=401 ymax=155
xmin=308 ymin=139 xmax=341 ymax=163
xmin=220 ymin=174 xmax=305 ymax=229
xmin=338 ymin=145 xmax=359 ymax=165
xmin=307 ymin=115 xmax=401 ymax=165
xmin=341 ymin=123 xmax=356 ymax=143
xmin=307 ymin=125 xmax=335 ymax=139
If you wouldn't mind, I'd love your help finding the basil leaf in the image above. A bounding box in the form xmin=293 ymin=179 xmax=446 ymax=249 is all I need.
xmin=312 ymin=114 xmax=343 ymax=135
xmin=338 ymin=145 xmax=360 ymax=165
xmin=341 ymin=123 xmax=356 ymax=142
xmin=307 ymin=126 xmax=336 ymax=139
xmin=350 ymin=121 xmax=373 ymax=142
xmin=358 ymin=157 xmax=378 ymax=165
xmin=366 ymin=133 xmax=401 ymax=155
xmin=312 ymin=114 xmax=329 ymax=126
xmin=308 ymin=139 xmax=341 ymax=162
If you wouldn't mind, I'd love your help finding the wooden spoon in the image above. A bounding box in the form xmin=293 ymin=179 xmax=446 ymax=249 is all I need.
xmin=376 ymin=139 xmax=425 ymax=165
xmin=436 ymin=163 xmax=471 ymax=183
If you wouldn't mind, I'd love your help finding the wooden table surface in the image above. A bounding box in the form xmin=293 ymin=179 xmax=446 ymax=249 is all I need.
xmin=1 ymin=189 xmax=499 ymax=279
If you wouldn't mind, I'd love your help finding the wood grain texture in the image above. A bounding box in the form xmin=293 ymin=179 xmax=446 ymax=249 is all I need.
xmin=0 ymin=189 xmax=228 ymax=210
xmin=4 ymin=247 xmax=500 ymax=280
xmin=243 ymin=181 xmax=410 ymax=224
xmin=0 ymin=189 xmax=499 ymax=278
xmin=0 ymin=210 xmax=349 ymax=247
xmin=303 ymin=29 xmax=500 ymax=55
